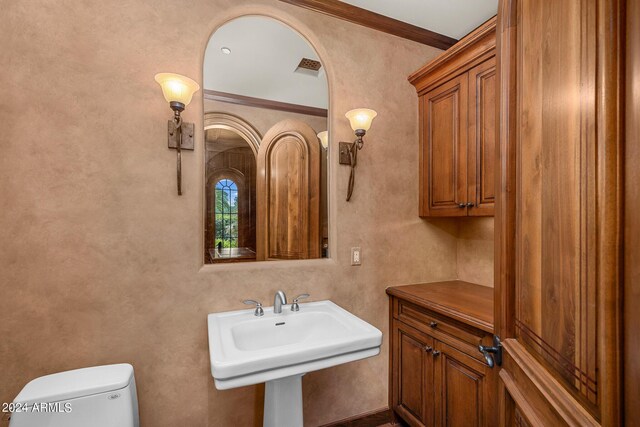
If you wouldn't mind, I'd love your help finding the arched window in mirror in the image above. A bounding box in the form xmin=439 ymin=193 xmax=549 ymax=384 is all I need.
xmin=203 ymin=16 xmax=329 ymax=264
xmin=214 ymin=179 xmax=238 ymax=250
xmin=205 ymin=126 xmax=257 ymax=264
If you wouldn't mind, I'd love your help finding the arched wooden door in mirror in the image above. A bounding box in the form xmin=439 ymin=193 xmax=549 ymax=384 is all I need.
xmin=203 ymin=16 xmax=329 ymax=264
xmin=257 ymin=120 xmax=320 ymax=260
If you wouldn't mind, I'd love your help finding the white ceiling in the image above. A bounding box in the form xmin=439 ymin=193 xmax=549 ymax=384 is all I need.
xmin=340 ymin=0 xmax=498 ymax=40
xmin=204 ymin=4 xmax=498 ymax=108
xmin=203 ymin=16 xmax=329 ymax=109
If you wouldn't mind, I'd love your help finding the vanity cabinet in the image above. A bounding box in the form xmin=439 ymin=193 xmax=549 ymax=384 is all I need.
xmin=388 ymin=281 xmax=496 ymax=427
xmin=409 ymin=17 xmax=496 ymax=217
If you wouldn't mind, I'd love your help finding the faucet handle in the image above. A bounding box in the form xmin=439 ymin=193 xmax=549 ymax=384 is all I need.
xmin=243 ymin=300 xmax=264 ymax=317
xmin=291 ymin=294 xmax=310 ymax=312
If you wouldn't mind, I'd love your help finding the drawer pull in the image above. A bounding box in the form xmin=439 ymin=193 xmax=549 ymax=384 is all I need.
xmin=432 ymin=350 xmax=441 ymax=357
xmin=429 ymin=321 xmax=438 ymax=328
xmin=424 ymin=345 xmax=433 ymax=353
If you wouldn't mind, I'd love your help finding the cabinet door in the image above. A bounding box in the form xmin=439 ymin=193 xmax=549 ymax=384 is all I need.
xmin=433 ymin=340 xmax=494 ymax=427
xmin=467 ymin=58 xmax=496 ymax=216
xmin=392 ymin=320 xmax=435 ymax=426
xmin=421 ymin=74 xmax=469 ymax=217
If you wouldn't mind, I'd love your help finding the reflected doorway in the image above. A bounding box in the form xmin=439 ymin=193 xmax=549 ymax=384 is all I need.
xmin=205 ymin=125 xmax=258 ymax=263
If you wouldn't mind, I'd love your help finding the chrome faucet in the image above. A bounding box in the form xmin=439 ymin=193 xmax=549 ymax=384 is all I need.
xmin=273 ymin=290 xmax=287 ymax=314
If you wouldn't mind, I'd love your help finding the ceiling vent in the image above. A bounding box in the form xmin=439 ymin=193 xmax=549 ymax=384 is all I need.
xmin=294 ymin=58 xmax=322 ymax=76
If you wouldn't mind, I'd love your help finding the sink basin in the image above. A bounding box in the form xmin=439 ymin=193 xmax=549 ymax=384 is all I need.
xmin=207 ymin=299 xmax=382 ymax=427
xmin=208 ymin=300 xmax=382 ymax=390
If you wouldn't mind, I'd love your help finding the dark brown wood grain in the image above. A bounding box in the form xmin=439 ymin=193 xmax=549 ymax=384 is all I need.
xmin=422 ymin=74 xmax=469 ymax=217
xmin=411 ymin=18 xmax=496 ymax=219
xmin=434 ymin=340 xmax=495 ymax=427
xmin=500 ymin=340 xmax=599 ymax=426
xmin=468 ymin=58 xmax=496 ymax=216
xmin=514 ymin=0 xmax=588 ymax=399
xmin=278 ymin=0 xmax=457 ymax=50
xmin=387 ymin=281 xmax=494 ymax=333
xmin=495 ymin=0 xmax=624 ymax=425
xmin=388 ymin=282 xmax=497 ymax=427
xmin=514 ymin=407 xmax=532 ymax=427
xmin=595 ymin=0 xmax=624 ymax=422
xmin=391 ymin=320 xmax=434 ymax=426
xmin=494 ymin=0 xmax=517 ymax=351
xmin=256 ymin=119 xmax=321 ymax=260
xmin=204 ymin=89 xmax=328 ymax=118
xmin=625 ymin=0 xmax=640 ymax=424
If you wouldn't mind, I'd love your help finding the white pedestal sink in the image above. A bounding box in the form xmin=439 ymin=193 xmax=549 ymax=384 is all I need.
xmin=207 ymin=300 xmax=382 ymax=427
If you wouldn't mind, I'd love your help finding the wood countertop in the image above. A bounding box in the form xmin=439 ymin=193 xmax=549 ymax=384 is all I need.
xmin=386 ymin=280 xmax=494 ymax=333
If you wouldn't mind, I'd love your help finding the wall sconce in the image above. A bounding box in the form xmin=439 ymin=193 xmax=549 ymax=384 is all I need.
xmin=154 ymin=73 xmax=200 ymax=196
xmin=317 ymin=131 xmax=328 ymax=150
xmin=339 ymin=108 xmax=377 ymax=201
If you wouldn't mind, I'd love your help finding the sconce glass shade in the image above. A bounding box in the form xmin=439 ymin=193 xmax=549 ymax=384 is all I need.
xmin=154 ymin=73 xmax=200 ymax=107
xmin=345 ymin=108 xmax=377 ymax=132
xmin=317 ymin=131 xmax=328 ymax=149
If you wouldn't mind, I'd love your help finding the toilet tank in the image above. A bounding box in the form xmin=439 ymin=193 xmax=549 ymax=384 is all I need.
xmin=8 ymin=364 xmax=139 ymax=427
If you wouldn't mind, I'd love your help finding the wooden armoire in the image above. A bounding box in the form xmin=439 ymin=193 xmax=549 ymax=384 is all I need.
xmin=495 ymin=0 xmax=636 ymax=425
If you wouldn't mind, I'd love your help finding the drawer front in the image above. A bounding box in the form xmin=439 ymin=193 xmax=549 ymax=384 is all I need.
xmin=395 ymin=299 xmax=490 ymax=357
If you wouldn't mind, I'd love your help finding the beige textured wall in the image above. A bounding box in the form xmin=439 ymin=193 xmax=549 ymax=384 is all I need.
xmin=0 ymin=1 xmax=459 ymax=426
xmin=456 ymin=218 xmax=495 ymax=287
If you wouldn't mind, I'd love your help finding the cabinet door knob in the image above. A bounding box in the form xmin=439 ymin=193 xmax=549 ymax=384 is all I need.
xmin=432 ymin=350 xmax=441 ymax=357
xmin=429 ymin=321 xmax=438 ymax=328
xmin=424 ymin=345 xmax=433 ymax=353
xmin=458 ymin=203 xmax=466 ymax=208
xmin=466 ymin=202 xmax=475 ymax=207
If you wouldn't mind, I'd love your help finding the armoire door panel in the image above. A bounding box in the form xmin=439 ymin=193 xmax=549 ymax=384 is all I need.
xmin=422 ymin=74 xmax=469 ymax=217
xmin=468 ymin=58 xmax=496 ymax=216
xmin=512 ymin=0 xmax=597 ymax=407
xmin=499 ymin=340 xmax=599 ymax=427
xmin=496 ymin=0 xmax=623 ymax=424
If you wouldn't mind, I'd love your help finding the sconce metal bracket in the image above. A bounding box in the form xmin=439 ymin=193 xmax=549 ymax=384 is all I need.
xmin=339 ymin=142 xmax=352 ymax=165
xmin=167 ymin=120 xmax=195 ymax=150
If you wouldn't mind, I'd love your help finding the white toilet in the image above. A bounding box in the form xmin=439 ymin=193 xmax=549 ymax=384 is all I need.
xmin=9 ymin=364 xmax=139 ymax=427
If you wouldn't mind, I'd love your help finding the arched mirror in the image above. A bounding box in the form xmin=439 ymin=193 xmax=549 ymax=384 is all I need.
xmin=203 ymin=16 xmax=329 ymax=264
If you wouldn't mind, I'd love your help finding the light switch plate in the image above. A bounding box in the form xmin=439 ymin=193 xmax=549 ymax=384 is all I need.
xmin=351 ymin=247 xmax=362 ymax=266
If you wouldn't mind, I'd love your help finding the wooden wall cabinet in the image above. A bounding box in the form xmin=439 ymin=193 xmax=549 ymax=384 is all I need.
xmin=388 ymin=281 xmax=497 ymax=427
xmin=410 ymin=18 xmax=496 ymax=217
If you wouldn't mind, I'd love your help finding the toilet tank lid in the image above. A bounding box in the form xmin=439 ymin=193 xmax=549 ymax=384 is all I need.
xmin=14 ymin=364 xmax=134 ymax=406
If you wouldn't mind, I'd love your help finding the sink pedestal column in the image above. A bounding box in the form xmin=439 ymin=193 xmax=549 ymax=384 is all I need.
xmin=263 ymin=374 xmax=303 ymax=427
